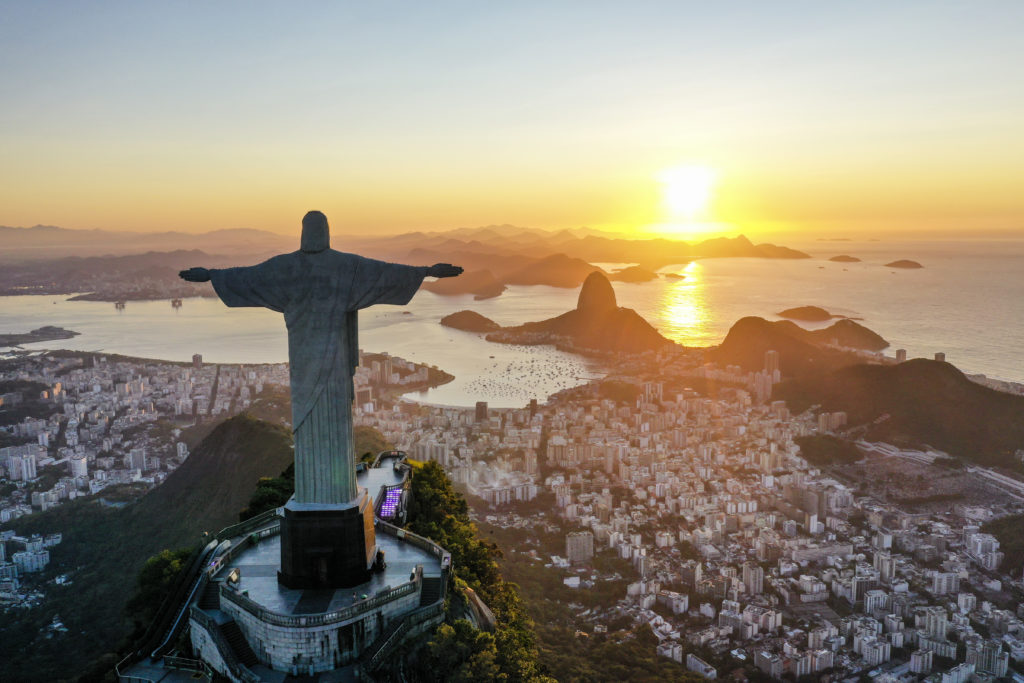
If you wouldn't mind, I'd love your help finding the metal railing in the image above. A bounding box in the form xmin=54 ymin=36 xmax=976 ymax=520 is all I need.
xmin=220 ymin=571 xmax=420 ymax=628
xmin=376 ymin=519 xmax=451 ymax=565
xmin=163 ymin=655 xmax=211 ymax=676
xmin=216 ymin=507 xmax=280 ymax=541
xmin=206 ymin=523 xmax=279 ymax=578
xmin=214 ymin=507 xmax=280 ymax=542
xmin=115 ymin=653 xmax=156 ymax=683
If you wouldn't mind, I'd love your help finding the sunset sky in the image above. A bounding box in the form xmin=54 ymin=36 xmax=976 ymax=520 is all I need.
xmin=1 ymin=2 xmax=1022 ymax=238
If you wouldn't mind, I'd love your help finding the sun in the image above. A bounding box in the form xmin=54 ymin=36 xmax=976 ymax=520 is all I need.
xmin=657 ymin=164 xmax=717 ymax=219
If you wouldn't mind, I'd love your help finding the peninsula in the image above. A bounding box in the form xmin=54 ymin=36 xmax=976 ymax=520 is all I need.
xmin=0 ymin=326 xmax=79 ymax=347
xmin=444 ymin=272 xmax=676 ymax=354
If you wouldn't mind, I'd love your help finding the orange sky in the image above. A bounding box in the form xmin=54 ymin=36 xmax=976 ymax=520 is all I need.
xmin=2 ymin=4 xmax=1022 ymax=240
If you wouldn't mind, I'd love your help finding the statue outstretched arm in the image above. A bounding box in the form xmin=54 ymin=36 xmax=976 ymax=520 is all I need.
xmin=427 ymin=263 xmax=463 ymax=278
xmin=179 ymin=267 xmax=211 ymax=282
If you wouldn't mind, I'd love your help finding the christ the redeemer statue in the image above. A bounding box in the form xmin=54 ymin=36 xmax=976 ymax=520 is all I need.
xmin=180 ymin=210 xmax=461 ymax=588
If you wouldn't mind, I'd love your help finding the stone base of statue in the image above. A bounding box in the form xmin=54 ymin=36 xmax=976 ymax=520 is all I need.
xmin=277 ymin=491 xmax=377 ymax=589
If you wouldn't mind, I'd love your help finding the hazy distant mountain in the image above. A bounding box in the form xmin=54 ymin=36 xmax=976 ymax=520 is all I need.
xmin=0 ymin=249 xmax=233 ymax=299
xmin=0 ymin=224 xmax=293 ymax=261
xmin=1 ymin=222 xmax=812 ymax=301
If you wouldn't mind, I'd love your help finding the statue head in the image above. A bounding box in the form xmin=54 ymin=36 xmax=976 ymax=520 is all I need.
xmin=301 ymin=211 xmax=330 ymax=253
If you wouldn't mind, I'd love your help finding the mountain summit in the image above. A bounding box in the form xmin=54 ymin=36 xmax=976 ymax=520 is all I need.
xmin=481 ymin=272 xmax=674 ymax=353
xmin=577 ymin=270 xmax=618 ymax=316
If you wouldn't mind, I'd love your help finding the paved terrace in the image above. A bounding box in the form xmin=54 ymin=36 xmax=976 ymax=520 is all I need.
xmin=212 ymin=530 xmax=440 ymax=614
xmin=211 ymin=460 xmax=432 ymax=616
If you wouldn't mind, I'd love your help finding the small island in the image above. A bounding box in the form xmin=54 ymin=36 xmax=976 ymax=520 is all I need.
xmin=0 ymin=326 xmax=80 ymax=347
xmin=885 ymin=259 xmax=924 ymax=269
xmin=440 ymin=310 xmax=501 ymax=333
xmin=777 ymin=306 xmax=839 ymax=322
xmin=829 ymin=255 xmax=861 ymax=263
xmin=663 ymin=273 xmax=685 ymax=280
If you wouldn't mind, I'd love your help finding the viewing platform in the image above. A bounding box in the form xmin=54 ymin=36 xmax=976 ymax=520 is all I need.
xmin=119 ymin=452 xmax=448 ymax=683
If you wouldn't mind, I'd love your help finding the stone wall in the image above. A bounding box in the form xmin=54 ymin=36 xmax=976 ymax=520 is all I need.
xmin=222 ymin=585 xmax=421 ymax=673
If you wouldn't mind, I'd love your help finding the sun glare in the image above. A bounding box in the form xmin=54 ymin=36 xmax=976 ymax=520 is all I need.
xmin=658 ymin=165 xmax=717 ymax=219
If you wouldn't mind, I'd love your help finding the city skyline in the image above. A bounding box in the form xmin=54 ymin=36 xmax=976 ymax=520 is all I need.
xmin=2 ymin=2 xmax=1023 ymax=239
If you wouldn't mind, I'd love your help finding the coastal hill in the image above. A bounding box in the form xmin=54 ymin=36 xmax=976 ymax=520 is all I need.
xmin=0 ymin=414 xmax=295 ymax=681
xmin=711 ymin=316 xmax=888 ymax=377
xmin=502 ymin=253 xmax=603 ymax=287
xmin=456 ymin=272 xmax=676 ymax=354
xmin=778 ymin=359 xmax=1024 ymax=467
xmin=829 ymin=255 xmax=861 ymax=262
xmin=609 ymin=265 xmax=659 ymax=282
xmin=421 ymin=268 xmax=507 ymax=300
xmin=809 ymin=318 xmax=888 ymax=351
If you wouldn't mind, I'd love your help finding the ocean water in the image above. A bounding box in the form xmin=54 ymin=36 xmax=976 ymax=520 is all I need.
xmin=2 ymin=238 xmax=1022 ymax=406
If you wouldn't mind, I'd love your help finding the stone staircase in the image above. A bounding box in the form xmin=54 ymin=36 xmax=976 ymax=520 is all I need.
xmin=219 ymin=620 xmax=259 ymax=668
xmin=419 ymin=576 xmax=441 ymax=607
xmin=198 ymin=580 xmax=221 ymax=611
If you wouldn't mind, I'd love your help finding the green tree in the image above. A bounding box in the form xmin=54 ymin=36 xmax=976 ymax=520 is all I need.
xmin=125 ymin=547 xmax=195 ymax=626
xmin=420 ymin=620 xmax=502 ymax=682
xmin=406 ymin=462 xmax=553 ymax=682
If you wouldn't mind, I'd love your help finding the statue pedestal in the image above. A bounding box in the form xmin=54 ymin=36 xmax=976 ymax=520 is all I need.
xmin=277 ymin=491 xmax=376 ymax=589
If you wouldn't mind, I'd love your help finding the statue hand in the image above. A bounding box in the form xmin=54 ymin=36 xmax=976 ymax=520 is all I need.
xmin=428 ymin=263 xmax=463 ymax=278
xmin=179 ymin=267 xmax=211 ymax=283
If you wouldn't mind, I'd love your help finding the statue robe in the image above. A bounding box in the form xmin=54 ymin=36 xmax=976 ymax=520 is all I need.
xmin=210 ymin=250 xmax=427 ymax=505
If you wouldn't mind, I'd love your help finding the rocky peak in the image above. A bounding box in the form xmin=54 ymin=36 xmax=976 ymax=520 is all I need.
xmin=576 ymin=271 xmax=617 ymax=316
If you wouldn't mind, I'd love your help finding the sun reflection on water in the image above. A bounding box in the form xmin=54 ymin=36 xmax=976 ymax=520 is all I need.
xmin=657 ymin=262 xmax=711 ymax=346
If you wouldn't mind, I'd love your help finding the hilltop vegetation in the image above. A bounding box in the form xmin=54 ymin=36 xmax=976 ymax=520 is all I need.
xmin=0 ymin=413 xmax=294 ymax=682
xmin=407 ymin=461 xmax=552 ymax=682
xmin=795 ymin=435 xmax=864 ymax=466
xmin=981 ymin=513 xmax=1024 ymax=575
xmin=780 ymin=359 xmax=1024 ymax=468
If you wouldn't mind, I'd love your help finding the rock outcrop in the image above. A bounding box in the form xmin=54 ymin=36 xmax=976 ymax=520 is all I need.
xmin=484 ymin=272 xmax=675 ymax=353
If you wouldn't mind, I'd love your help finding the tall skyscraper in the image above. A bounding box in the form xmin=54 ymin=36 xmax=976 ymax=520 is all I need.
xmin=475 ymin=401 xmax=488 ymax=422
xmin=764 ymin=350 xmax=780 ymax=375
